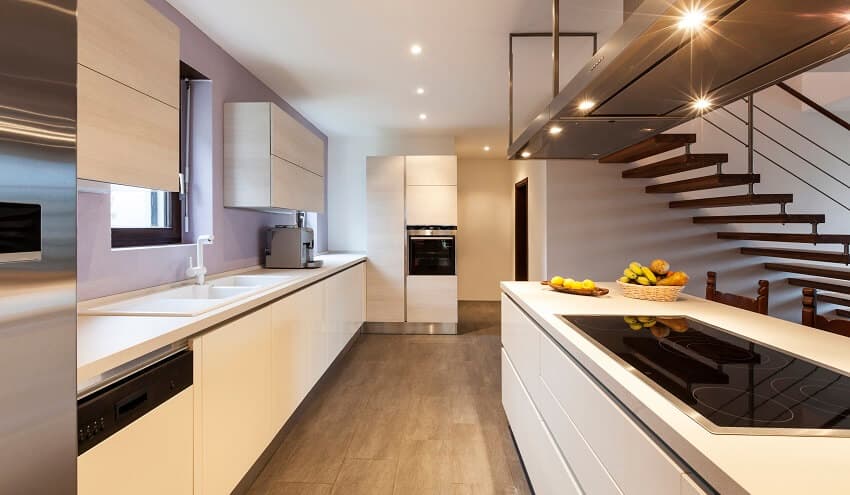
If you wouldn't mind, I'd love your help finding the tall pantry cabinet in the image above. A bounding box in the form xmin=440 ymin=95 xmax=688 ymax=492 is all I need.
xmin=366 ymin=155 xmax=458 ymax=326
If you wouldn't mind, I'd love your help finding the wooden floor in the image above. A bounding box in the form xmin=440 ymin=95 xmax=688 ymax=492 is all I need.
xmin=248 ymin=301 xmax=532 ymax=495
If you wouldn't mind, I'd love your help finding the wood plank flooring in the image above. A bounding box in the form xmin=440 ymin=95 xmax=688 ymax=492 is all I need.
xmin=248 ymin=302 xmax=532 ymax=495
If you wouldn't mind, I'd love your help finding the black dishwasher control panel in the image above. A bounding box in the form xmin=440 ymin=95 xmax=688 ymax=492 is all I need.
xmin=77 ymin=350 xmax=192 ymax=455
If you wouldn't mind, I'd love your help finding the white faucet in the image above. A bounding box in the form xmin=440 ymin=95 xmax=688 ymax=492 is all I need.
xmin=186 ymin=234 xmax=215 ymax=285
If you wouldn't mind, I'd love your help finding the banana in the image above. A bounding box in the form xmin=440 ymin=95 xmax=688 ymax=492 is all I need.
xmin=618 ymin=276 xmax=631 ymax=283
xmin=623 ymin=316 xmax=638 ymax=324
xmin=637 ymin=276 xmax=651 ymax=286
xmin=641 ymin=266 xmax=657 ymax=284
xmin=623 ymin=268 xmax=638 ymax=279
xmin=628 ymin=262 xmax=643 ymax=274
xmin=642 ymin=320 xmax=657 ymax=328
xmin=629 ymin=323 xmax=643 ymax=331
xmin=637 ymin=316 xmax=655 ymax=323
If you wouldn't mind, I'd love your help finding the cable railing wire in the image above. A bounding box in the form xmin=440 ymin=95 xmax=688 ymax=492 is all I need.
xmin=701 ymin=115 xmax=850 ymax=213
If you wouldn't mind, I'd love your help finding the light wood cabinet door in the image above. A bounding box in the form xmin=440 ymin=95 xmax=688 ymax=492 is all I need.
xmin=78 ymin=389 xmax=193 ymax=495
xmin=271 ymin=105 xmax=325 ymax=177
xmin=405 ymin=155 xmax=457 ymax=185
xmin=224 ymin=102 xmax=273 ymax=208
xmin=77 ymin=66 xmax=179 ymax=192
xmin=366 ymin=156 xmax=406 ymax=322
xmin=406 ymin=185 xmax=457 ymax=226
xmin=78 ymin=0 xmax=180 ymax=108
xmin=194 ymin=307 xmax=272 ymax=495
xmin=271 ymin=157 xmax=325 ymax=213
xmin=406 ymin=275 xmax=458 ymax=323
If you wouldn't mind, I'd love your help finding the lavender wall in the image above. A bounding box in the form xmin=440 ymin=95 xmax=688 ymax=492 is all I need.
xmin=77 ymin=0 xmax=328 ymax=301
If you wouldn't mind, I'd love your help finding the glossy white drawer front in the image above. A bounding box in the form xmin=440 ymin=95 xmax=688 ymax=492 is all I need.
xmin=501 ymin=294 xmax=540 ymax=396
xmin=539 ymin=333 xmax=685 ymax=495
xmin=502 ymin=349 xmax=582 ymax=495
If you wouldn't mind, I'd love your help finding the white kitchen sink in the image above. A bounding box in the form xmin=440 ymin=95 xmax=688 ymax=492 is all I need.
xmin=80 ymin=274 xmax=295 ymax=317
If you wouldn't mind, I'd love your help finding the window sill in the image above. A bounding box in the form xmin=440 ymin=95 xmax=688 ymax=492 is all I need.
xmin=111 ymin=243 xmax=195 ymax=253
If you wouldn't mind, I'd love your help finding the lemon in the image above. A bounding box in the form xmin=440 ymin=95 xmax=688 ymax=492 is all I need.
xmin=550 ymin=276 xmax=565 ymax=287
xmin=563 ymin=278 xmax=575 ymax=288
xmin=581 ymin=279 xmax=595 ymax=290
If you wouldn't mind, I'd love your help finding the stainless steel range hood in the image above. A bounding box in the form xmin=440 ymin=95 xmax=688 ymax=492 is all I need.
xmin=509 ymin=0 xmax=850 ymax=160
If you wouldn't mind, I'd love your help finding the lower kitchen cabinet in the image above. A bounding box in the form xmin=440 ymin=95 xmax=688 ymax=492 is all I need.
xmin=193 ymin=307 xmax=273 ymax=495
xmin=406 ymin=275 xmax=458 ymax=323
xmin=78 ymin=388 xmax=193 ymax=495
xmin=194 ymin=263 xmax=366 ymax=495
xmin=501 ymin=295 xmax=705 ymax=495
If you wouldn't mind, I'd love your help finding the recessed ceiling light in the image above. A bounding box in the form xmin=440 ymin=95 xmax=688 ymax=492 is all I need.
xmin=549 ymin=126 xmax=563 ymax=135
xmin=677 ymin=8 xmax=707 ymax=31
xmin=578 ymin=100 xmax=595 ymax=111
xmin=416 ymin=87 xmax=425 ymax=95
xmin=521 ymin=151 xmax=531 ymax=158
xmin=483 ymin=145 xmax=491 ymax=152
xmin=640 ymin=127 xmax=655 ymax=132
xmin=692 ymin=97 xmax=712 ymax=111
xmin=418 ymin=113 xmax=427 ymax=120
xmin=410 ymin=44 xmax=423 ymax=55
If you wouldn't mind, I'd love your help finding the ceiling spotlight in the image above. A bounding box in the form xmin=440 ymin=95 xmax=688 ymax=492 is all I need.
xmin=418 ymin=113 xmax=427 ymax=120
xmin=483 ymin=145 xmax=491 ymax=152
xmin=410 ymin=44 xmax=423 ymax=55
xmin=549 ymin=126 xmax=563 ymax=135
xmin=416 ymin=87 xmax=425 ymax=95
xmin=677 ymin=8 xmax=707 ymax=31
xmin=578 ymin=100 xmax=595 ymax=111
xmin=521 ymin=151 xmax=531 ymax=158
xmin=640 ymin=127 xmax=655 ymax=132
xmin=692 ymin=97 xmax=712 ymax=111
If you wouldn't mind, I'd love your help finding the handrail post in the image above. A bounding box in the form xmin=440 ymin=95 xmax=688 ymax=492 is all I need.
xmin=748 ymin=93 xmax=754 ymax=195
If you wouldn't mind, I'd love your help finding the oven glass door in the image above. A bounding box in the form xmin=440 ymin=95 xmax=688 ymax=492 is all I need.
xmin=409 ymin=236 xmax=455 ymax=276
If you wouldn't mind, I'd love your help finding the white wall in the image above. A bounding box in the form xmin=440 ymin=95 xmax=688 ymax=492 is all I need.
xmin=327 ymin=135 xmax=455 ymax=252
xmin=513 ymin=160 xmax=548 ymax=282
xmin=457 ymin=158 xmax=514 ymax=301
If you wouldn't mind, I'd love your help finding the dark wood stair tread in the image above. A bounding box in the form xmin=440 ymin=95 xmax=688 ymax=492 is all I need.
xmin=670 ymin=194 xmax=793 ymax=209
xmin=741 ymin=247 xmax=850 ymax=264
xmin=695 ymin=214 xmax=825 ymax=225
xmin=720 ymin=233 xmax=850 ymax=243
xmin=819 ymin=294 xmax=850 ymax=308
xmin=788 ymin=278 xmax=850 ymax=295
xmin=647 ymin=174 xmax=759 ymax=194
xmin=837 ymin=308 xmax=850 ymax=318
xmin=622 ymin=153 xmax=728 ymax=178
xmin=600 ymin=134 xmax=696 ymax=163
xmin=764 ymin=263 xmax=850 ymax=281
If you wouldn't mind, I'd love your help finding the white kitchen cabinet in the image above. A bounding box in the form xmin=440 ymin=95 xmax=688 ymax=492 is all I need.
xmin=500 ymin=294 xmax=541 ymax=397
xmin=77 ymin=65 xmax=179 ymax=192
xmin=271 ymin=289 xmax=312 ymax=427
xmin=405 ymin=155 xmax=457 ymax=185
xmin=326 ymin=264 xmax=365 ymax=359
xmin=224 ymin=102 xmax=325 ymax=212
xmin=193 ymin=307 xmax=272 ymax=495
xmin=681 ymin=474 xmax=710 ymax=495
xmin=78 ymin=388 xmax=193 ymax=495
xmin=78 ymin=0 xmax=180 ymax=108
xmin=502 ymin=349 xmax=583 ymax=495
xmin=366 ymin=156 xmax=406 ymax=322
xmin=406 ymin=275 xmax=457 ymax=323
xmin=406 ymin=185 xmax=457 ymax=226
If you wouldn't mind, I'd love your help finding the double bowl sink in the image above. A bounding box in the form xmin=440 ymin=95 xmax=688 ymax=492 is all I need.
xmin=80 ymin=275 xmax=295 ymax=317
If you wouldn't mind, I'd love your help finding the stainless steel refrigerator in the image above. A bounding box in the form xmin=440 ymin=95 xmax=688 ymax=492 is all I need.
xmin=0 ymin=1 xmax=77 ymax=493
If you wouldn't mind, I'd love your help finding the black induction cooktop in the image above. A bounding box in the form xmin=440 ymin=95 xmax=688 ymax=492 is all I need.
xmin=560 ymin=315 xmax=850 ymax=437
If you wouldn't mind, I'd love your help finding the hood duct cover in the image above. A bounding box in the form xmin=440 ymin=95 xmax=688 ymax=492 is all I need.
xmin=509 ymin=0 xmax=850 ymax=160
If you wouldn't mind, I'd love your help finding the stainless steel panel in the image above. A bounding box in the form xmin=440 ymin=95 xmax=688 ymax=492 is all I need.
xmin=0 ymin=1 xmax=77 ymax=494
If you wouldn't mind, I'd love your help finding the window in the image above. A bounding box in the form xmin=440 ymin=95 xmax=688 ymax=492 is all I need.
xmin=111 ymin=62 xmax=206 ymax=248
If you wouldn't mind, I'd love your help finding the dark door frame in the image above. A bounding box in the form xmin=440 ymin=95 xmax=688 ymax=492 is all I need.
xmin=515 ymin=178 xmax=529 ymax=281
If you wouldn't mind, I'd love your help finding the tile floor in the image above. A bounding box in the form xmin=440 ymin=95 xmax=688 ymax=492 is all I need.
xmin=247 ymin=301 xmax=532 ymax=495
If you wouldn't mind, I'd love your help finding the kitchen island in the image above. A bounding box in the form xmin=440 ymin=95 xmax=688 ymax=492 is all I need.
xmin=501 ymin=281 xmax=850 ymax=495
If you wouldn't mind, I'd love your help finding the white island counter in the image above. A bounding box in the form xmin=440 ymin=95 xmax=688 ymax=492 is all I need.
xmin=501 ymin=281 xmax=850 ymax=495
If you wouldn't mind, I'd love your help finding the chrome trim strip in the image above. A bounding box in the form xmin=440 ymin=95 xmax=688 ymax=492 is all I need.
xmin=77 ymin=341 xmax=190 ymax=399
xmin=557 ymin=314 xmax=850 ymax=438
xmin=406 ymin=229 xmax=457 ymax=236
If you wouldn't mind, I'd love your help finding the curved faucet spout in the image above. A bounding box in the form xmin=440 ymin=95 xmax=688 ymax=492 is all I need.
xmin=187 ymin=234 xmax=215 ymax=285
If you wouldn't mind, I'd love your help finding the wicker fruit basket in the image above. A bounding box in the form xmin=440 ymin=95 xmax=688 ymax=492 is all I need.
xmin=617 ymin=281 xmax=685 ymax=302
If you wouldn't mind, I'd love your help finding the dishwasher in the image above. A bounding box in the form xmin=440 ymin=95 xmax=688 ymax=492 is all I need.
xmin=77 ymin=349 xmax=194 ymax=495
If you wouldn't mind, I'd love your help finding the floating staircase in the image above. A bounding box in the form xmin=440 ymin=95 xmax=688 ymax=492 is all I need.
xmin=602 ymin=131 xmax=850 ymax=321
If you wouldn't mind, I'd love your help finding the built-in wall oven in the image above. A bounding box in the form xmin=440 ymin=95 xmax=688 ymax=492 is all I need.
xmin=407 ymin=225 xmax=456 ymax=276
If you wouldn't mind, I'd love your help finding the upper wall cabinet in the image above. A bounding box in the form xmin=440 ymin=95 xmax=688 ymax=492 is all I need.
xmin=76 ymin=0 xmax=180 ymax=192
xmin=405 ymin=155 xmax=457 ymax=186
xmin=224 ymin=102 xmax=325 ymax=213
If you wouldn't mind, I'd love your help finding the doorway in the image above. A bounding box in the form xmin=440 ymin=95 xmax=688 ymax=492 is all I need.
xmin=515 ymin=178 xmax=528 ymax=281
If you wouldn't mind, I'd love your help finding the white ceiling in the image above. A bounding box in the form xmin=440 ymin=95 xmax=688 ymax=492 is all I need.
xmin=167 ymin=0 xmax=624 ymax=157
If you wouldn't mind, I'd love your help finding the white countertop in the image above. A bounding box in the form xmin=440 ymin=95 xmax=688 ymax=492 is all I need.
xmin=77 ymin=253 xmax=366 ymax=387
xmin=501 ymin=281 xmax=850 ymax=495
